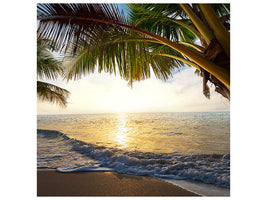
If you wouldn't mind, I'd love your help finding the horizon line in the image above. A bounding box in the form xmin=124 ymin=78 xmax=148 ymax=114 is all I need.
xmin=37 ymin=110 xmax=230 ymax=116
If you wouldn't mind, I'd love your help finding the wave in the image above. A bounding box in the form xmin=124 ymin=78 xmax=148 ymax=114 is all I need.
xmin=37 ymin=129 xmax=230 ymax=188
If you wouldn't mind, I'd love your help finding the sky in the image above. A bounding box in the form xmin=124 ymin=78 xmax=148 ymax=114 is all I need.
xmin=37 ymin=3 xmax=230 ymax=115
xmin=37 ymin=66 xmax=230 ymax=115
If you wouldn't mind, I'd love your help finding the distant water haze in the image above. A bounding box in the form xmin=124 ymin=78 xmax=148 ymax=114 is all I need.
xmin=37 ymin=112 xmax=230 ymax=154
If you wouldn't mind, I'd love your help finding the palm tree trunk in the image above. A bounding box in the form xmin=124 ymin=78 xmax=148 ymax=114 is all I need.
xmin=199 ymin=4 xmax=230 ymax=57
xmin=179 ymin=4 xmax=214 ymax=44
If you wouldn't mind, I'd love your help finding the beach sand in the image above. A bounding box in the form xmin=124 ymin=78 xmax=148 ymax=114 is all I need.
xmin=37 ymin=169 xmax=199 ymax=196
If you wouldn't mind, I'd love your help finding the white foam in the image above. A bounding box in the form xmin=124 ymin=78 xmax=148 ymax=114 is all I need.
xmin=57 ymin=165 xmax=115 ymax=173
xmin=162 ymin=179 xmax=230 ymax=196
xmin=72 ymin=143 xmax=230 ymax=188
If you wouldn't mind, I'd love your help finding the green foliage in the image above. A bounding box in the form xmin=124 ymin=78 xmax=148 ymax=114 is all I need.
xmin=37 ymin=3 xmax=128 ymax=55
xmin=37 ymin=39 xmax=70 ymax=107
xmin=64 ymin=30 xmax=187 ymax=86
xmin=211 ymin=4 xmax=230 ymax=16
xmin=37 ymin=3 xmax=230 ymax=99
xmin=37 ymin=39 xmax=63 ymax=80
xmin=128 ymin=4 xmax=197 ymax=43
xmin=37 ymin=81 xmax=70 ymax=107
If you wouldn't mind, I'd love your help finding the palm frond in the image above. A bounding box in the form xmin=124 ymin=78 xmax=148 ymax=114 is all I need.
xmin=37 ymin=81 xmax=70 ymax=107
xmin=127 ymin=4 xmax=198 ymax=43
xmin=37 ymin=3 xmax=128 ymax=55
xmin=37 ymin=39 xmax=64 ymax=80
xmin=129 ymin=4 xmax=188 ymax=20
xmin=223 ymin=4 xmax=230 ymax=13
xmin=211 ymin=4 xmax=230 ymax=17
xmin=64 ymin=31 xmax=188 ymax=85
xmin=37 ymin=3 xmax=230 ymax=100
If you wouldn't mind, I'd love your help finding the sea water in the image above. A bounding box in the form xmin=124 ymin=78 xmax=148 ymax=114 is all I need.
xmin=37 ymin=112 xmax=230 ymax=196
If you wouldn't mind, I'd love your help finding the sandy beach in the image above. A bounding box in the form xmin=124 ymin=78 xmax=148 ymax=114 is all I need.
xmin=37 ymin=169 xmax=199 ymax=196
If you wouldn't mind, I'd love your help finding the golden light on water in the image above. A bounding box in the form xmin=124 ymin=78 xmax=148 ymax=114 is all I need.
xmin=112 ymin=114 xmax=131 ymax=147
xmin=37 ymin=112 xmax=230 ymax=154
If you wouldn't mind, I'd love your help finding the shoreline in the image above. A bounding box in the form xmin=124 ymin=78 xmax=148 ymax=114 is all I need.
xmin=37 ymin=169 xmax=199 ymax=196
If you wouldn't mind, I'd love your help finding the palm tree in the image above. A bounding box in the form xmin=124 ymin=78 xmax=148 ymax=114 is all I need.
xmin=37 ymin=39 xmax=70 ymax=107
xmin=37 ymin=3 xmax=230 ymax=100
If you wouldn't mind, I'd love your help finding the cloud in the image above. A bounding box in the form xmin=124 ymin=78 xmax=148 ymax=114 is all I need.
xmin=37 ymin=67 xmax=229 ymax=114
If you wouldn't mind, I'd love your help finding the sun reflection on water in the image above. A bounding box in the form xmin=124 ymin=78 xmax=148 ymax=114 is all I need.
xmin=113 ymin=114 xmax=131 ymax=148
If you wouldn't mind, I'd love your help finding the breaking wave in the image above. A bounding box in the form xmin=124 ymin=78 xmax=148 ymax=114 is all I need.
xmin=37 ymin=129 xmax=230 ymax=188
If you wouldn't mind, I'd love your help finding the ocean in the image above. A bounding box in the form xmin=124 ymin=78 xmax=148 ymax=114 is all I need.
xmin=37 ymin=112 xmax=230 ymax=196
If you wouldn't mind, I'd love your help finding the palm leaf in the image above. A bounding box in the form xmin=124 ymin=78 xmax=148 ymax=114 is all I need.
xmin=129 ymin=4 xmax=188 ymax=20
xmin=37 ymin=39 xmax=64 ymax=80
xmin=128 ymin=4 xmax=198 ymax=43
xmin=211 ymin=4 xmax=230 ymax=17
xmin=64 ymin=34 xmax=179 ymax=85
xmin=37 ymin=3 xmax=128 ymax=55
xmin=61 ymin=25 xmax=200 ymax=86
xmin=37 ymin=38 xmax=70 ymax=107
xmin=37 ymin=3 xmax=230 ymax=98
xmin=37 ymin=81 xmax=70 ymax=107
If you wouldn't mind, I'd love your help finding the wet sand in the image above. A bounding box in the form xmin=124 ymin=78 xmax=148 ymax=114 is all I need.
xmin=37 ymin=169 xmax=199 ymax=196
